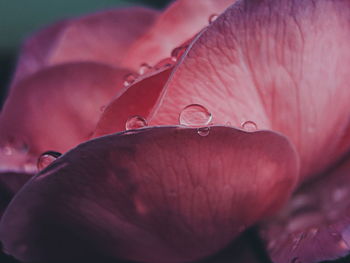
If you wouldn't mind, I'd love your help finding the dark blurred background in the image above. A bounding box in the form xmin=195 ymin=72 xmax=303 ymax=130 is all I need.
xmin=0 ymin=0 xmax=172 ymax=106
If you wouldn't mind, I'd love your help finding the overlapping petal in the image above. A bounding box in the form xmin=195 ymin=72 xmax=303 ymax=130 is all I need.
xmin=135 ymin=0 xmax=350 ymax=182
xmin=260 ymin=153 xmax=350 ymax=263
xmin=0 ymin=62 xmax=130 ymax=170
xmin=0 ymin=126 xmax=298 ymax=263
xmin=122 ymin=0 xmax=235 ymax=70
xmin=11 ymin=7 xmax=158 ymax=85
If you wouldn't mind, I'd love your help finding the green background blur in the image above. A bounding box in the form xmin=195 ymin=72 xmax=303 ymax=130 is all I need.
xmin=0 ymin=0 xmax=171 ymax=105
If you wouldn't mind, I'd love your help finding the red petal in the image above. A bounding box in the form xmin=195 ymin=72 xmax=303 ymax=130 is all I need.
xmin=0 ymin=126 xmax=298 ymax=263
xmin=147 ymin=0 xmax=350 ymax=182
xmin=260 ymin=153 xmax=350 ymax=263
xmin=122 ymin=0 xmax=235 ymax=70
xmin=0 ymin=62 xmax=129 ymax=165
xmin=11 ymin=7 xmax=158 ymax=85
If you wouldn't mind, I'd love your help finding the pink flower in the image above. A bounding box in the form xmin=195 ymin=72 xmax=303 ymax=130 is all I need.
xmin=0 ymin=0 xmax=350 ymax=262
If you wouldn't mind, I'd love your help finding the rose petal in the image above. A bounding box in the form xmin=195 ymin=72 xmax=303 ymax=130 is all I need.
xmin=146 ymin=0 xmax=350 ymax=182
xmin=260 ymin=153 xmax=350 ymax=263
xmin=93 ymin=67 xmax=173 ymax=137
xmin=0 ymin=126 xmax=298 ymax=263
xmin=11 ymin=7 xmax=158 ymax=85
xmin=122 ymin=0 xmax=235 ymax=70
xmin=0 ymin=62 xmax=130 ymax=170
xmin=0 ymin=172 xmax=32 ymax=217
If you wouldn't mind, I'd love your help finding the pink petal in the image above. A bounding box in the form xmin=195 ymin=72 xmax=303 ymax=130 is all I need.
xmin=260 ymin=153 xmax=350 ymax=263
xmin=12 ymin=7 xmax=158 ymax=85
xmin=121 ymin=0 xmax=235 ymax=70
xmin=0 ymin=126 xmax=298 ymax=263
xmin=146 ymin=0 xmax=350 ymax=182
xmin=0 ymin=62 xmax=130 ymax=170
xmin=93 ymin=67 xmax=173 ymax=137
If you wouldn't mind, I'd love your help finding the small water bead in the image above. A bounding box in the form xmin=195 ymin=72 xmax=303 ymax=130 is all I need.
xmin=123 ymin=73 xmax=138 ymax=87
xmin=197 ymin=127 xmax=210 ymax=137
xmin=179 ymin=104 xmax=212 ymax=127
xmin=125 ymin=115 xmax=148 ymax=130
xmin=242 ymin=121 xmax=258 ymax=132
xmin=37 ymin=151 xmax=62 ymax=171
xmin=139 ymin=63 xmax=152 ymax=75
xmin=208 ymin=14 xmax=219 ymax=24
xmin=154 ymin=58 xmax=175 ymax=70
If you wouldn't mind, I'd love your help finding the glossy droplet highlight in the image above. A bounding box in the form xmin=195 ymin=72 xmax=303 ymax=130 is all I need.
xmin=209 ymin=14 xmax=218 ymax=24
xmin=139 ymin=63 xmax=152 ymax=75
xmin=242 ymin=121 xmax=257 ymax=132
xmin=179 ymin=104 xmax=212 ymax=127
xmin=171 ymin=45 xmax=188 ymax=61
xmin=126 ymin=116 xmax=148 ymax=130
xmin=123 ymin=73 xmax=138 ymax=87
xmin=37 ymin=151 xmax=62 ymax=171
xmin=197 ymin=127 xmax=210 ymax=137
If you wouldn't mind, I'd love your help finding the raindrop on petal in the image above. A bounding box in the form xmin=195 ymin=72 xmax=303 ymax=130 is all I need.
xmin=126 ymin=116 xmax=148 ymax=130
xmin=179 ymin=104 xmax=212 ymax=127
xmin=242 ymin=121 xmax=258 ymax=132
xmin=139 ymin=63 xmax=152 ymax=75
xmin=171 ymin=45 xmax=188 ymax=61
xmin=37 ymin=151 xmax=62 ymax=171
xmin=123 ymin=73 xmax=138 ymax=87
xmin=197 ymin=127 xmax=210 ymax=137
xmin=225 ymin=121 xmax=232 ymax=126
xmin=208 ymin=14 xmax=219 ymax=24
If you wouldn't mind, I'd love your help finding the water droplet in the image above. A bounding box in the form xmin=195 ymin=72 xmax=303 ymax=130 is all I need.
xmin=242 ymin=121 xmax=257 ymax=132
xmin=123 ymin=73 xmax=138 ymax=87
xmin=225 ymin=121 xmax=232 ymax=126
xmin=197 ymin=127 xmax=210 ymax=137
xmin=179 ymin=104 xmax=212 ymax=127
xmin=126 ymin=116 xmax=148 ymax=130
xmin=291 ymin=257 xmax=301 ymax=263
xmin=171 ymin=45 xmax=188 ymax=61
xmin=309 ymin=228 xmax=319 ymax=237
xmin=154 ymin=58 xmax=175 ymax=70
xmin=37 ymin=151 xmax=61 ymax=171
xmin=208 ymin=14 xmax=219 ymax=24
xmin=139 ymin=63 xmax=152 ymax=75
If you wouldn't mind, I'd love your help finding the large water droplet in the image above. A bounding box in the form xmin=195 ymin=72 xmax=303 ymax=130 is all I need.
xmin=179 ymin=104 xmax=212 ymax=127
xmin=139 ymin=63 xmax=152 ymax=75
xmin=171 ymin=45 xmax=188 ymax=61
xmin=197 ymin=127 xmax=210 ymax=137
xmin=123 ymin=73 xmax=138 ymax=87
xmin=242 ymin=121 xmax=257 ymax=132
xmin=126 ymin=116 xmax=148 ymax=130
xmin=208 ymin=14 xmax=219 ymax=24
xmin=37 ymin=151 xmax=61 ymax=171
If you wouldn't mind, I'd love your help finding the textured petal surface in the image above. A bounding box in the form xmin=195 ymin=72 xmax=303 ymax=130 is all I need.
xmin=260 ymin=153 xmax=350 ymax=263
xmin=0 ymin=62 xmax=129 ymax=170
xmin=148 ymin=0 xmax=350 ymax=182
xmin=0 ymin=126 xmax=298 ymax=263
xmin=122 ymin=0 xmax=235 ymax=70
xmin=11 ymin=7 xmax=157 ymax=85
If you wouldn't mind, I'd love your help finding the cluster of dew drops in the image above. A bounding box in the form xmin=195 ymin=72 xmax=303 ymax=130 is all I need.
xmin=36 ymin=13 xmax=257 ymax=172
